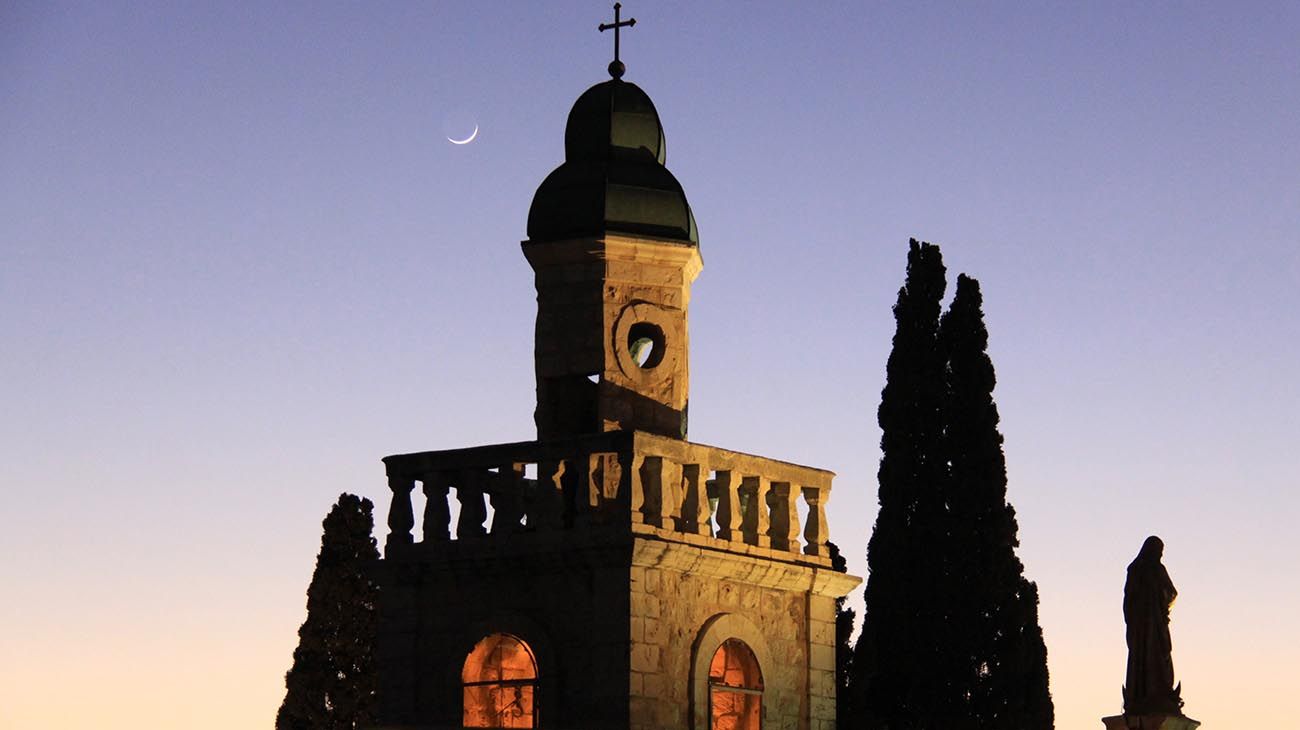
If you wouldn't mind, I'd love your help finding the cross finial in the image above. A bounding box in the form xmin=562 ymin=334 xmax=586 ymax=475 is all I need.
xmin=598 ymin=3 xmax=636 ymax=79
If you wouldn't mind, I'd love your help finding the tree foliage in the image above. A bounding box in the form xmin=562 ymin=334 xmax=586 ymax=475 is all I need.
xmin=851 ymin=239 xmax=950 ymax=728
xmin=277 ymin=493 xmax=380 ymax=730
xmin=831 ymin=543 xmax=857 ymax=730
xmin=848 ymin=243 xmax=1053 ymax=729
xmin=940 ymin=274 xmax=1053 ymax=730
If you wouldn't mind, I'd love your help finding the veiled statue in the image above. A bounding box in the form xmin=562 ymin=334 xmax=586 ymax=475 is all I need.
xmin=1122 ymin=536 xmax=1183 ymax=714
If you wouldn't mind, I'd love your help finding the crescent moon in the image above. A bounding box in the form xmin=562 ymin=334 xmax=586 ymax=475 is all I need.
xmin=448 ymin=125 xmax=479 ymax=145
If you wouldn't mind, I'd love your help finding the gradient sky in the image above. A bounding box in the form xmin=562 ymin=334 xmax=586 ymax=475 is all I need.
xmin=3 ymin=2 xmax=1297 ymax=728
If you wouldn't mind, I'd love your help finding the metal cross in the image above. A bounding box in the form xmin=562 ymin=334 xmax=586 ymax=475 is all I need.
xmin=598 ymin=3 xmax=636 ymax=78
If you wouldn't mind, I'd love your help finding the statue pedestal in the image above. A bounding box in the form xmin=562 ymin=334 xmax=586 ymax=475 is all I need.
xmin=1102 ymin=713 xmax=1200 ymax=730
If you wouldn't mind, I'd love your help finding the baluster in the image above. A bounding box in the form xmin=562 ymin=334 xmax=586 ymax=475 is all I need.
xmin=639 ymin=456 xmax=664 ymax=527
xmin=385 ymin=474 xmax=415 ymax=549
xmin=558 ymin=457 xmax=579 ymax=528
xmin=713 ymin=470 xmax=739 ymax=541
xmin=660 ymin=459 xmax=682 ymax=531
xmin=629 ymin=454 xmax=647 ymax=524
xmin=519 ymin=463 xmax=538 ymax=529
xmin=802 ymin=485 xmax=829 ymax=557
xmin=585 ymin=453 xmax=602 ymax=513
xmin=740 ymin=476 xmax=771 ymax=547
xmin=766 ymin=481 xmax=800 ymax=552
xmin=577 ymin=453 xmax=610 ymax=526
xmin=455 ymin=469 xmax=487 ymax=538
xmin=597 ymin=452 xmax=622 ymax=504
xmin=678 ymin=463 xmax=711 ymax=536
xmin=489 ymin=464 xmax=525 ymax=535
xmin=421 ymin=471 xmax=451 ymax=542
xmin=569 ymin=454 xmax=594 ymax=527
xmin=532 ymin=461 xmax=565 ymax=530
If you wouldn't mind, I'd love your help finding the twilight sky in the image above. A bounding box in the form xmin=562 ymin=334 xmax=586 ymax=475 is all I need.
xmin=2 ymin=2 xmax=1297 ymax=728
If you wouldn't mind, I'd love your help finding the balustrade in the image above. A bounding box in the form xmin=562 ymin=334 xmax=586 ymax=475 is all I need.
xmin=382 ymin=431 xmax=835 ymax=565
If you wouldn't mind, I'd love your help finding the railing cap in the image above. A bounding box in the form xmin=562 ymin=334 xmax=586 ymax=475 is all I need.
xmin=383 ymin=429 xmax=834 ymax=487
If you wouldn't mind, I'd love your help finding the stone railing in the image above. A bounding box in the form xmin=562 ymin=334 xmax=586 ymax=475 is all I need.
xmin=382 ymin=430 xmax=835 ymax=566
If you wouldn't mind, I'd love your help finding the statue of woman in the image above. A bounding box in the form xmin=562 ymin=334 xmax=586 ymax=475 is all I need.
xmin=1122 ymin=535 xmax=1182 ymax=714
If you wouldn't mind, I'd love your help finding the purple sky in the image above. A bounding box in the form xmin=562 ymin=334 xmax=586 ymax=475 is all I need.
xmin=3 ymin=2 xmax=1297 ymax=728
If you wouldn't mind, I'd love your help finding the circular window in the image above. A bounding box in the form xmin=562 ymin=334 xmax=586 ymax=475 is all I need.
xmin=612 ymin=302 xmax=679 ymax=382
xmin=627 ymin=322 xmax=666 ymax=369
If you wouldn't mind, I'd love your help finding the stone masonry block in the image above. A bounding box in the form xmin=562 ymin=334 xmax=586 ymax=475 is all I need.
xmin=642 ymin=671 xmax=665 ymax=699
xmin=810 ymin=618 xmax=835 ymax=645
xmin=644 ymin=617 xmax=664 ymax=643
xmin=629 ymin=696 xmax=655 ymax=723
xmin=810 ymin=667 xmax=835 ymax=697
xmin=643 ymin=568 xmax=661 ymax=593
xmin=774 ymin=712 xmax=798 ymax=730
xmin=811 ymin=695 xmax=837 ymax=720
xmin=654 ymin=700 xmax=679 ymax=727
xmin=719 ymin=581 xmax=739 ymax=606
xmin=632 ymin=591 xmax=661 ymax=618
xmin=810 ymin=642 xmax=835 ymax=671
xmin=630 ymin=643 xmax=660 ymax=673
xmin=695 ymin=578 xmax=718 ymax=604
xmin=773 ymin=638 xmax=800 ymax=665
xmin=809 ymin=593 xmax=837 ymax=620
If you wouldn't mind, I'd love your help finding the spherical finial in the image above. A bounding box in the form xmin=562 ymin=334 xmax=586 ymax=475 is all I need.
xmin=608 ymin=60 xmax=625 ymax=79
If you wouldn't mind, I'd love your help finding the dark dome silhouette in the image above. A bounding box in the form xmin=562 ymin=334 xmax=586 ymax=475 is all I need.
xmin=527 ymin=79 xmax=697 ymax=245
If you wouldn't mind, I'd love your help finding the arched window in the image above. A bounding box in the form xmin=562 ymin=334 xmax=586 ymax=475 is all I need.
xmin=462 ymin=633 xmax=537 ymax=729
xmin=708 ymin=638 xmax=763 ymax=730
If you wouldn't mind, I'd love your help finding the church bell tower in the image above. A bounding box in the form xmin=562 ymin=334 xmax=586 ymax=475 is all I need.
xmin=524 ymin=69 xmax=701 ymax=441
xmin=373 ymin=8 xmax=858 ymax=729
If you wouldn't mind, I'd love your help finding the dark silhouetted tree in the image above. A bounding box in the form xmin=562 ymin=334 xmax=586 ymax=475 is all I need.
xmin=836 ymin=595 xmax=857 ymax=730
xmin=277 ymin=493 xmax=379 ymax=730
xmin=940 ymin=274 xmax=1053 ymax=730
xmin=851 ymin=239 xmax=949 ymax=729
xmin=849 ymin=247 xmax=1054 ymax=730
xmin=829 ymin=542 xmax=856 ymax=730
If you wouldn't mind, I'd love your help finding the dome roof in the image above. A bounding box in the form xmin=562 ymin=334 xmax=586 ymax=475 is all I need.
xmin=527 ymin=79 xmax=697 ymax=245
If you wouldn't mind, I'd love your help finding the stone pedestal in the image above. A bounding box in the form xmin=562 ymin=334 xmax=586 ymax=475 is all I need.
xmin=1103 ymin=713 xmax=1201 ymax=730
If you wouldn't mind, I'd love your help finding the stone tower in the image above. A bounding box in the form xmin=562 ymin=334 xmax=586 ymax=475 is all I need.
xmin=374 ymin=46 xmax=859 ymax=730
xmin=525 ymin=77 xmax=700 ymax=442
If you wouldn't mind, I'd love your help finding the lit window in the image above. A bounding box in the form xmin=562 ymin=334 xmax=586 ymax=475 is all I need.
xmin=708 ymin=638 xmax=762 ymax=730
xmin=462 ymin=633 xmax=537 ymax=729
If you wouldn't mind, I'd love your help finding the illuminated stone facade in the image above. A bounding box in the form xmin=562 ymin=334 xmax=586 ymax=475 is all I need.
xmin=525 ymin=234 xmax=700 ymax=441
xmin=372 ymin=68 xmax=859 ymax=730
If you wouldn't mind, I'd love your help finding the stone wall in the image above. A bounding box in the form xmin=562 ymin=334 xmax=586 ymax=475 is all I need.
xmin=628 ymin=535 xmax=852 ymax=730
xmin=375 ymin=530 xmax=633 ymax=730
xmin=523 ymin=235 xmax=703 ymax=440
xmin=374 ymin=523 xmax=856 ymax=730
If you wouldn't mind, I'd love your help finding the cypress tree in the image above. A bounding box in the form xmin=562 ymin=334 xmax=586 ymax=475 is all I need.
xmin=836 ymin=594 xmax=857 ymax=730
xmin=850 ymin=250 xmax=1054 ymax=730
xmin=277 ymin=493 xmax=380 ymax=730
xmin=939 ymin=274 xmax=1053 ymax=729
xmin=830 ymin=542 xmax=856 ymax=730
xmin=852 ymin=239 xmax=949 ymax=729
